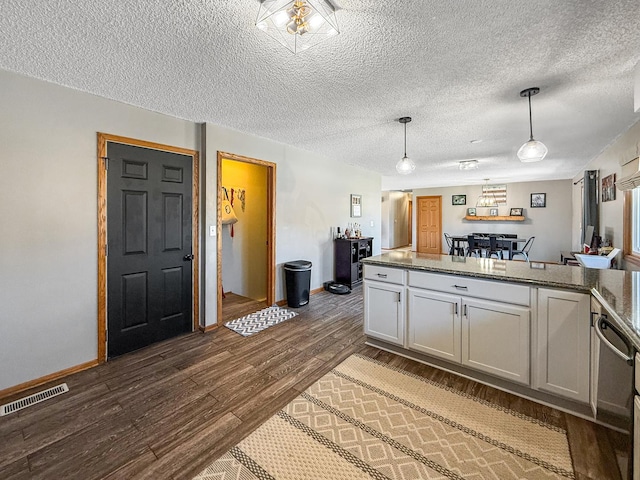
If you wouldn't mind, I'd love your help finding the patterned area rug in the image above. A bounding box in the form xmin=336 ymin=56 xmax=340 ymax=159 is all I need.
xmin=193 ymin=354 xmax=575 ymax=479
xmin=224 ymin=306 xmax=298 ymax=336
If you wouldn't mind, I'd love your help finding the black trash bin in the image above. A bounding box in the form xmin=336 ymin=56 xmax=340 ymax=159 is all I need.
xmin=284 ymin=260 xmax=312 ymax=308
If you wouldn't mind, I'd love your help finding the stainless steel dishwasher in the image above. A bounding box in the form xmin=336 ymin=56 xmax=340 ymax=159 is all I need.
xmin=591 ymin=297 xmax=634 ymax=478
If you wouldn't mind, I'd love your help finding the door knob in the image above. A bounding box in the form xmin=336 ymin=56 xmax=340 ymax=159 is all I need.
xmin=183 ymin=254 xmax=194 ymax=261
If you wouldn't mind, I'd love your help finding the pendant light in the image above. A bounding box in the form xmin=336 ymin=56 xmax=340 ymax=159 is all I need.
xmin=476 ymin=179 xmax=498 ymax=207
xmin=517 ymin=87 xmax=548 ymax=163
xmin=396 ymin=117 xmax=416 ymax=175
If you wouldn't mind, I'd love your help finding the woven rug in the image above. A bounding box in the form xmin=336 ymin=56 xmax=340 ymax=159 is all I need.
xmin=193 ymin=354 xmax=575 ymax=479
xmin=224 ymin=306 xmax=298 ymax=336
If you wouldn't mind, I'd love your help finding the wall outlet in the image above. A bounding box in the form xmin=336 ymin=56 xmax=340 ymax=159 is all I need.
xmin=209 ymin=225 xmax=216 ymax=236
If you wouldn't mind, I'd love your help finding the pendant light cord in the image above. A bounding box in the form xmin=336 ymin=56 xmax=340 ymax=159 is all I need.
xmin=403 ymin=121 xmax=407 ymax=157
xmin=528 ymin=92 xmax=534 ymax=141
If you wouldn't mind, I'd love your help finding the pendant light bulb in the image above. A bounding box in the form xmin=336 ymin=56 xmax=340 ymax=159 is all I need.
xmin=396 ymin=117 xmax=416 ymax=175
xmin=517 ymin=87 xmax=548 ymax=163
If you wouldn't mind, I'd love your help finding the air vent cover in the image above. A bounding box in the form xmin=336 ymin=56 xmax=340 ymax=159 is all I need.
xmin=0 ymin=383 xmax=69 ymax=416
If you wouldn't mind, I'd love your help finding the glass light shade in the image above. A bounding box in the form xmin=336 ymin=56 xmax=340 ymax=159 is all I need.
xmin=396 ymin=155 xmax=416 ymax=175
xmin=256 ymin=0 xmax=339 ymax=54
xmin=476 ymin=194 xmax=498 ymax=207
xmin=517 ymin=139 xmax=548 ymax=163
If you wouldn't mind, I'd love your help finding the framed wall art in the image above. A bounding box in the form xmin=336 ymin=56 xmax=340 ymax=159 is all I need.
xmin=530 ymin=193 xmax=546 ymax=208
xmin=350 ymin=194 xmax=362 ymax=217
xmin=509 ymin=207 xmax=523 ymax=216
xmin=452 ymin=194 xmax=466 ymax=205
xmin=602 ymin=173 xmax=616 ymax=202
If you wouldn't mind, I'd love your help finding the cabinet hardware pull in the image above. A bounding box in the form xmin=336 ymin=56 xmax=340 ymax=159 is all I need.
xmin=397 ymin=292 xmax=401 ymax=302
xmin=454 ymin=303 xmax=458 ymax=315
xmin=453 ymin=284 xmax=468 ymax=290
xmin=377 ymin=273 xmax=388 ymax=278
xmin=463 ymin=304 xmax=468 ymax=316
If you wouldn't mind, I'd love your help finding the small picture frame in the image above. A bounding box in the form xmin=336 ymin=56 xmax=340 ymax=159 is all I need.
xmin=350 ymin=194 xmax=362 ymax=217
xmin=467 ymin=207 xmax=476 ymax=216
xmin=452 ymin=194 xmax=466 ymax=205
xmin=509 ymin=207 xmax=523 ymax=216
xmin=530 ymin=193 xmax=546 ymax=208
xmin=602 ymin=173 xmax=616 ymax=202
xmin=489 ymin=208 xmax=498 ymax=216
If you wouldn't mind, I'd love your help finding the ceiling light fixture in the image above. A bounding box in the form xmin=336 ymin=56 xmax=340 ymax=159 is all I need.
xmin=517 ymin=87 xmax=548 ymax=163
xmin=396 ymin=117 xmax=416 ymax=175
xmin=256 ymin=0 xmax=339 ymax=54
xmin=476 ymin=179 xmax=498 ymax=207
xmin=459 ymin=159 xmax=479 ymax=170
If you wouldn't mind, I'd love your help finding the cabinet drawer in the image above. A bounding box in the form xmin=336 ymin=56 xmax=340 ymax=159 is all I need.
xmin=364 ymin=265 xmax=405 ymax=285
xmin=408 ymin=270 xmax=529 ymax=306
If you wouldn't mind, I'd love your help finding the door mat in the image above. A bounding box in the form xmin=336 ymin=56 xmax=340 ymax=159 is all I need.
xmin=224 ymin=306 xmax=298 ymax=337
xmin=193 ymin=354 xmax=575 ymax=479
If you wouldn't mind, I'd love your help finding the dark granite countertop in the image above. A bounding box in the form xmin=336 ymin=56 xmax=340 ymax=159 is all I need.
xmin=363 ymin=252 xmax=640 ymax=350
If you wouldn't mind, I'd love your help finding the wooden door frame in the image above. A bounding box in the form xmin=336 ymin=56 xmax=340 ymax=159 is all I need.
xmin=97 ymin=133 xmax=200 ymax=363
xmin=416 ymin=195 xmax=442 ymax=254
xmin=216 ymin=151 xmax=276 ymax=326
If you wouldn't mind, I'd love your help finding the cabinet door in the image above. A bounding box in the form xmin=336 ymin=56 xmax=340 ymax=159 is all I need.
xmin=536 ymin=289 xmax=590 ymax=403
xmin=363 ymin=280 xmax=405 ymax=346
xmin=407 ymin=288 xmax=461 ymax=362
xmin=462 ymin=298 xmax=530 ymax=385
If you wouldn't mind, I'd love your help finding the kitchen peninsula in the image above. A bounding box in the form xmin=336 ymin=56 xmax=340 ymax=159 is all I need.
xmin=361 ymin=251 xmax=639 ymax=427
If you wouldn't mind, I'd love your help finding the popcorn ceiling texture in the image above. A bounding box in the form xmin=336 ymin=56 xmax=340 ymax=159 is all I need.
xmin=1 ymin=0 xmax=639 ymax=189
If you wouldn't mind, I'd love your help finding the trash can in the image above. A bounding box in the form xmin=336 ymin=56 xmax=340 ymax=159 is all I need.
xmin=284 ymin=260 xmax=312 ymax=307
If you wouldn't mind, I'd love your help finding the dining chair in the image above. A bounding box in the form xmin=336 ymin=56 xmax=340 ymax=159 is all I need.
xmin=511 ymin=236 xmax=535 ymax=263
xmin=466 ymin=234 xmax=484 ymax=258
xmin=444 ymin=233 xmax=465 ymax=256
xmin=486 ymin=235 xmax=502 ymax=259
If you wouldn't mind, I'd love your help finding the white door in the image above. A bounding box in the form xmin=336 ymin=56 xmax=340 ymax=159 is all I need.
xmin=407 ymin=288 xmax=461 ymax=362
xmin=462 ymin=298 xmax=530 ymax=384
xmin=364 ymin=280 xmax=405 ymax=346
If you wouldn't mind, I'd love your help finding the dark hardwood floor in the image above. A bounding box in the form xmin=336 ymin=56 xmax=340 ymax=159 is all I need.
xmin=0 ymin=287 xmax=628 ymax=479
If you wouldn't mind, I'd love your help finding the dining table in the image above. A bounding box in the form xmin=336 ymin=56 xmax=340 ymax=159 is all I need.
xmin=449 ymin=235 xmax=528 ymax=260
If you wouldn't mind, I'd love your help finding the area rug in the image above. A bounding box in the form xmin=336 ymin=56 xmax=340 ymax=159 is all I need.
xmin=193 ymin=354 xmax=575 ymax=479
xmin=224 ymin=306 xmax=298 ymax=337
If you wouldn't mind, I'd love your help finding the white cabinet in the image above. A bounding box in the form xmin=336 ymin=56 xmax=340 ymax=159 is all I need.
xmin=407 ymin=288 xmax=461 ymax=362
xmin=462 ymin=298 xmax=530 ymax=385
xmin=406 ymin=272 xmax=530 ymax=384
xmin=363 ymin=266 xmax=405 ymax=346
xmin=536 ymin=288 xmax=590 ymax=403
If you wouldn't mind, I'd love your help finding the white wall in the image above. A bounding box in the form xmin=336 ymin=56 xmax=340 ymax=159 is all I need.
xmin=0 ymin=69 xmax=199 ymax=391
xmin=412 ymin=180 xmax=573 ymax=262
xmin=571 ymin=119 xmax=640 ymax=266
xmin=221 ymin=159 xmax=268 ymax=300
xmin=203 ymin=124 xmax=382 ymax=327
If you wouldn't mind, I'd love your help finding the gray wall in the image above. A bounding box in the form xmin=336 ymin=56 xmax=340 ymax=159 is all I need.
xmin=0 ymin=69 xmax=383 ymax=392
xmin=203 ymin=124 xmax=382 ymax=328
xmin=0 ymin=69 xmax=200 ymax=391
xmin=412 ymin=180 xmax=573 ymax=262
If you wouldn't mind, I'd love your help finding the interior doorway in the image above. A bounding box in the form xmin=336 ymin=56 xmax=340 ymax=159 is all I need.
xmin=416 ymin=195 xmax=442 ymax=254
xmin=216 ymin=152 xmax=276 ymax=325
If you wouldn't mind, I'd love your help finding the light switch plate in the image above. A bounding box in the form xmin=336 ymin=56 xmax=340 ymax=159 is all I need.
xmin=209 ymin=226 xmax=216 ymax=236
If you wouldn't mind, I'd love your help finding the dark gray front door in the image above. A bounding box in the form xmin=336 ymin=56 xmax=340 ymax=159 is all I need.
xmin=107 ymin=142 xmax=193 ymax=358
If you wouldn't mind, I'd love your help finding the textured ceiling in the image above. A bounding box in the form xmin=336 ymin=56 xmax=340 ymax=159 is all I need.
xmin=1 ymin=0 xmax=639 ymax=190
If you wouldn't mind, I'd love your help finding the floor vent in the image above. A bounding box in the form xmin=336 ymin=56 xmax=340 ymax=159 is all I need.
xmin=0 ymin=383 xmax=69 ymax=416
